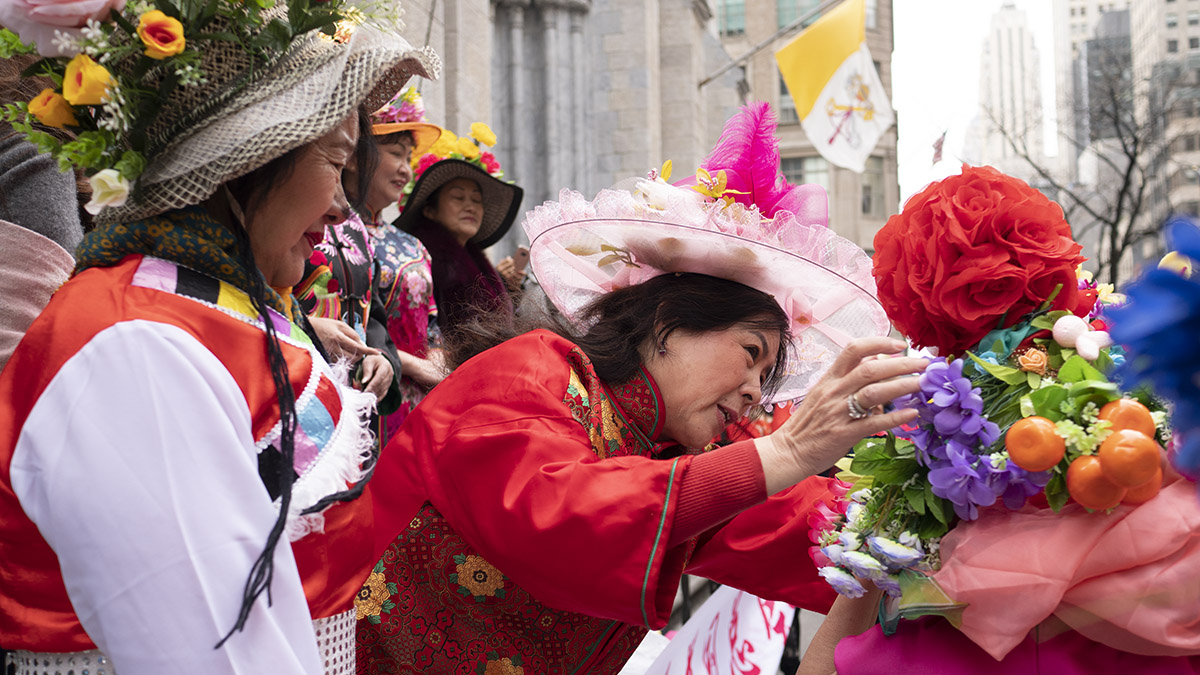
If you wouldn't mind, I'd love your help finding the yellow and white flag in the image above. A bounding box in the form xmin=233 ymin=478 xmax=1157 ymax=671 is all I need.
xmin=775 ymin=0 xmax=893 ymax=173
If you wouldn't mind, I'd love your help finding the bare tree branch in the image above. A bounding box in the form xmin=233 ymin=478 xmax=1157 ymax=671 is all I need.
xmin=978 ymin=39 xmax=1174 ymax=285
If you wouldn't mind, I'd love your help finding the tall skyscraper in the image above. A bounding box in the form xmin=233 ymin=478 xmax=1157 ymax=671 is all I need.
xmin=1052 ymin=0 xmax=1132 ymax=182
xmin=1132 ymin=0 xmax=1200 ymax=265
xmin=973 ymin=2 xmax=1045 ymax=181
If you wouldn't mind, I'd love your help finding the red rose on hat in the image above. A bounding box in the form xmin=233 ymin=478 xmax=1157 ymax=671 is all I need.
xmin=873 ymin=165 xmax=1084 ymax=356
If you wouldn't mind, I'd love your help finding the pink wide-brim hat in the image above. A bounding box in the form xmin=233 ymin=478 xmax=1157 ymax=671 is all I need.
xmin=524 ymin=181 xmax=890 ymax=403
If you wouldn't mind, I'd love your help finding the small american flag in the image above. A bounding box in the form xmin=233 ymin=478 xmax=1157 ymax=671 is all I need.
xmin=932 ymin=130 xmax=947 ymax=165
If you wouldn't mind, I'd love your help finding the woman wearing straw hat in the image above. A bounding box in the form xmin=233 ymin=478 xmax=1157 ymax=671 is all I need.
xmin=356 ymin=104 xmax=927 ymax=673
xmin=395 ymin=156 xmax=524 ymax=341
xmin=0 ymin=1 xmax=437 ymax=672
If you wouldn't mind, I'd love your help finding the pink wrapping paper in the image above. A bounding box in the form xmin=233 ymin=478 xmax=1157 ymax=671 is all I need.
xmin=932 ymin=477 xmax=1200 ymax=660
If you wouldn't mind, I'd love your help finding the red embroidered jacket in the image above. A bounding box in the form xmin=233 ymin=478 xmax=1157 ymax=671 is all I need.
xmin=359 ymin=330 xmax=837 ymax=674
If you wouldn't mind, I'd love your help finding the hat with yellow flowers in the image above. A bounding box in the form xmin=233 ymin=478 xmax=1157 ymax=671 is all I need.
xmin=0 ymin=1 xmax=440 ymax=221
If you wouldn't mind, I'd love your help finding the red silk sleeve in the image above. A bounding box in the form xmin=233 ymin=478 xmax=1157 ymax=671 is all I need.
xmin=685 ymin=475 xmax=840 ymax=614
xmin=370 ymin=332 xmax=695 ymax=629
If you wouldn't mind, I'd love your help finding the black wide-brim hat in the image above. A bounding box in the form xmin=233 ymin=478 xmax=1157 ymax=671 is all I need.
xmin=395 ymin=159 xmax=523 ymax=249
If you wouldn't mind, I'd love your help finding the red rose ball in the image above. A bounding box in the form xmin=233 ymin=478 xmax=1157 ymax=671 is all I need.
xmin=872 ymin=165 xmax=1084 ymax=356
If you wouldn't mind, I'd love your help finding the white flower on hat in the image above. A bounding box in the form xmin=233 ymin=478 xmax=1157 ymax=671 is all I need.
xmin=85 ymin=168 xmax=130 ymax=214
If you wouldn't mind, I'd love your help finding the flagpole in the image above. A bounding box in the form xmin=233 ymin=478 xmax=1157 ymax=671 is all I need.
xmin=697 ymin=0 xmax=846 ymax=89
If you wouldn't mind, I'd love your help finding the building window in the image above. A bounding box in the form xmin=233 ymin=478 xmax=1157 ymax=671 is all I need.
xmin=861 ymin=156 xmax=886 ymax=218
xmin=1170 ymin=39 xmax=1180 ymax=53
xmin=1168 ymin=13 xmax=1179 ymax=27
xmin=779 ymin=74 xmax=799 ymax=124
xmin=781 ymin=156 xmax=830 ymax=193
xmin=1187 ymin=135 xmax=1198 ymax=151
xmin=1191 ymin=36 xmax=1199 ymax=49
xmin=777 ymin=0 xmax=820 ymax=29
xmin=718 ymin=0 xmax=745 ymax=36
xmin=865 ymin=0 xmax=877 ymax=29
xmin=1191 ymin=11 xmax=1200 ymax=25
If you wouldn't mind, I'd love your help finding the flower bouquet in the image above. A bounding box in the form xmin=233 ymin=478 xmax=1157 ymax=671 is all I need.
xmin=813 ymin=166 xmax=1172 ymax=600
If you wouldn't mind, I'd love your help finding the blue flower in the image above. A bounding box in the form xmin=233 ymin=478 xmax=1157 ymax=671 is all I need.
xmin=1108 ymin=344 xmax=1127 ymax=367
xmin=838 ymin=531 xmax=863 ymax=551
xmin=820 ymin=543 xmax=846 ymax=566
xmin=819 ymin=566 xmax=867 ymax=598
xmin=976 ymin=350 xmax=1002 ymax=365
xmin=868 ymin=569 xmax=904 ymax=597
xmin=921 ymin=359 xmax=974 ymax=409
xmin=897 ymin=357 xmax=1000 ymax=456
xmin=867 ymin=536 xmax=922 ymax=567
xmin=840 ymin=550 xmax=887 ymax=578
xmin=1110 ymin=218 xmax=1200 ymax=478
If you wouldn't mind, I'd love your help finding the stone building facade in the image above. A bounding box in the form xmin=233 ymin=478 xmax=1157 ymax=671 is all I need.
xmin=392 ymin=0 xmax=744 ymax=257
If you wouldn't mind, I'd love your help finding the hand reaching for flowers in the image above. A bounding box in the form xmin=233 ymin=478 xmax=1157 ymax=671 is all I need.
xmin=756 ymin=337 xmax=927 ymax=495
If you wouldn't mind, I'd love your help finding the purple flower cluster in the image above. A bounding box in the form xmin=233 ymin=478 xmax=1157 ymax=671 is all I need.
xmin=897 ymin=359 xmax=999 ymax=463
xmin=896 ymin=358 xmax=1047 ymax=520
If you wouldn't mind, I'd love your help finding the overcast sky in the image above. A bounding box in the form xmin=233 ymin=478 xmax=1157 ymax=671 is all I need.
xmin=892 ymin=0 xmax=1057 ymax=203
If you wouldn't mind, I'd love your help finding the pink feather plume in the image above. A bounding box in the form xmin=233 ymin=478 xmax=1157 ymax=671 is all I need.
xmin=688 ymin=102 xmax=828 ymax=227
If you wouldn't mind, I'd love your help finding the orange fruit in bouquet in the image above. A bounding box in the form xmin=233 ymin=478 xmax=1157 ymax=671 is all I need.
xmin=1098 ymin=399 xmax=1156 ymax=437
xmin=1066 ymin=455 xmax=1126 ymax=510
xmin=1005 ymin=416 xmax=1066 ymax=472
xmin=1097 ymin=429 xmax=1161 ymax=488
xmin=1121 ymin=466 xmax=1164 ymax=505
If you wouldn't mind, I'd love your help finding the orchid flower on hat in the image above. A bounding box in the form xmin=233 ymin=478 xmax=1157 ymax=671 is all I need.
xmin=372 ymin=87 xmax=426 ymax=125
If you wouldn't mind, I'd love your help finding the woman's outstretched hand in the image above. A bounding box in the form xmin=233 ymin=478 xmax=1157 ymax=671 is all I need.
xmin=757 ymin=337 xmax=927 ymax=494
xmin=309 ymin=316 xmax=380 ymax=361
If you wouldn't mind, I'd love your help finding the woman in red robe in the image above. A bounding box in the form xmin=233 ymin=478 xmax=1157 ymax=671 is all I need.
xmin=355 ymin=103 xmax=922 ymax=673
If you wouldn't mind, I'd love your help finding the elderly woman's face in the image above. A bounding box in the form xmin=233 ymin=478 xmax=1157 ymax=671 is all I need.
xmin=362 ymin=135 xmax=414 ymax=214
xmin=424 ymin=177 xmax=483 ymax=245
xmin=644 ymin=324 xmax=781 ymax=448
xmin=247 ymin=114 xmax=357 ymax=287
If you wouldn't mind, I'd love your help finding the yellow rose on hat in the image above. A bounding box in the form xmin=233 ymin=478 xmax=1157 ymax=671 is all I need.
xmin=137 ymin=10 xmax=186 ymax=59
xmin=456 ymin=136 xmax=481 ymax=160
xmin=469 ymin=122 xmax=496 ymax=147
xmin=28 ymin=89 xmax=78 ymax=129
xmin=426 ymin=129 xmax=458 ymax=159
xmin=62 ymin=54 xmax=114 ymax=106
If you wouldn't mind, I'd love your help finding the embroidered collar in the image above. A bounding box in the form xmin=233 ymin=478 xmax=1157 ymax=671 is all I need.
xmin=601 ymin=366 xmax=666 ymax=446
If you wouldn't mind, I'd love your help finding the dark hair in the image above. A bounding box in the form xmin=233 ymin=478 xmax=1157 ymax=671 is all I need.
xmin=344 ymin=109 xmax=378 ymax=214
xmin=211 ymin=106 xmax=378 ymax=647
xmin=448 ymin=272 xmax=793 ymax=399
xmin=375 ymin=129 xmax=414 ymax=147
xmin=576 ymin=273 xmax=792 ymax=398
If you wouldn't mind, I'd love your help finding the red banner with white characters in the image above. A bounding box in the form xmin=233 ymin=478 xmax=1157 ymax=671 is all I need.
xmin=642 ymin=586 xmax=794 ymax=675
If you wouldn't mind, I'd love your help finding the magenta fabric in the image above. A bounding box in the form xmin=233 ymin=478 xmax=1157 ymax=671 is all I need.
xmin=835 ymin=618 xmax=1200 ymax=675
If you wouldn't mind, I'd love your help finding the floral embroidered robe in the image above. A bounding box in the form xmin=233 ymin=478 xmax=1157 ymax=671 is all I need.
xmin=356 ymin=330 xmax=839 ymax=674
xmin=366 ymin=220 xmax=440 ymax=443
